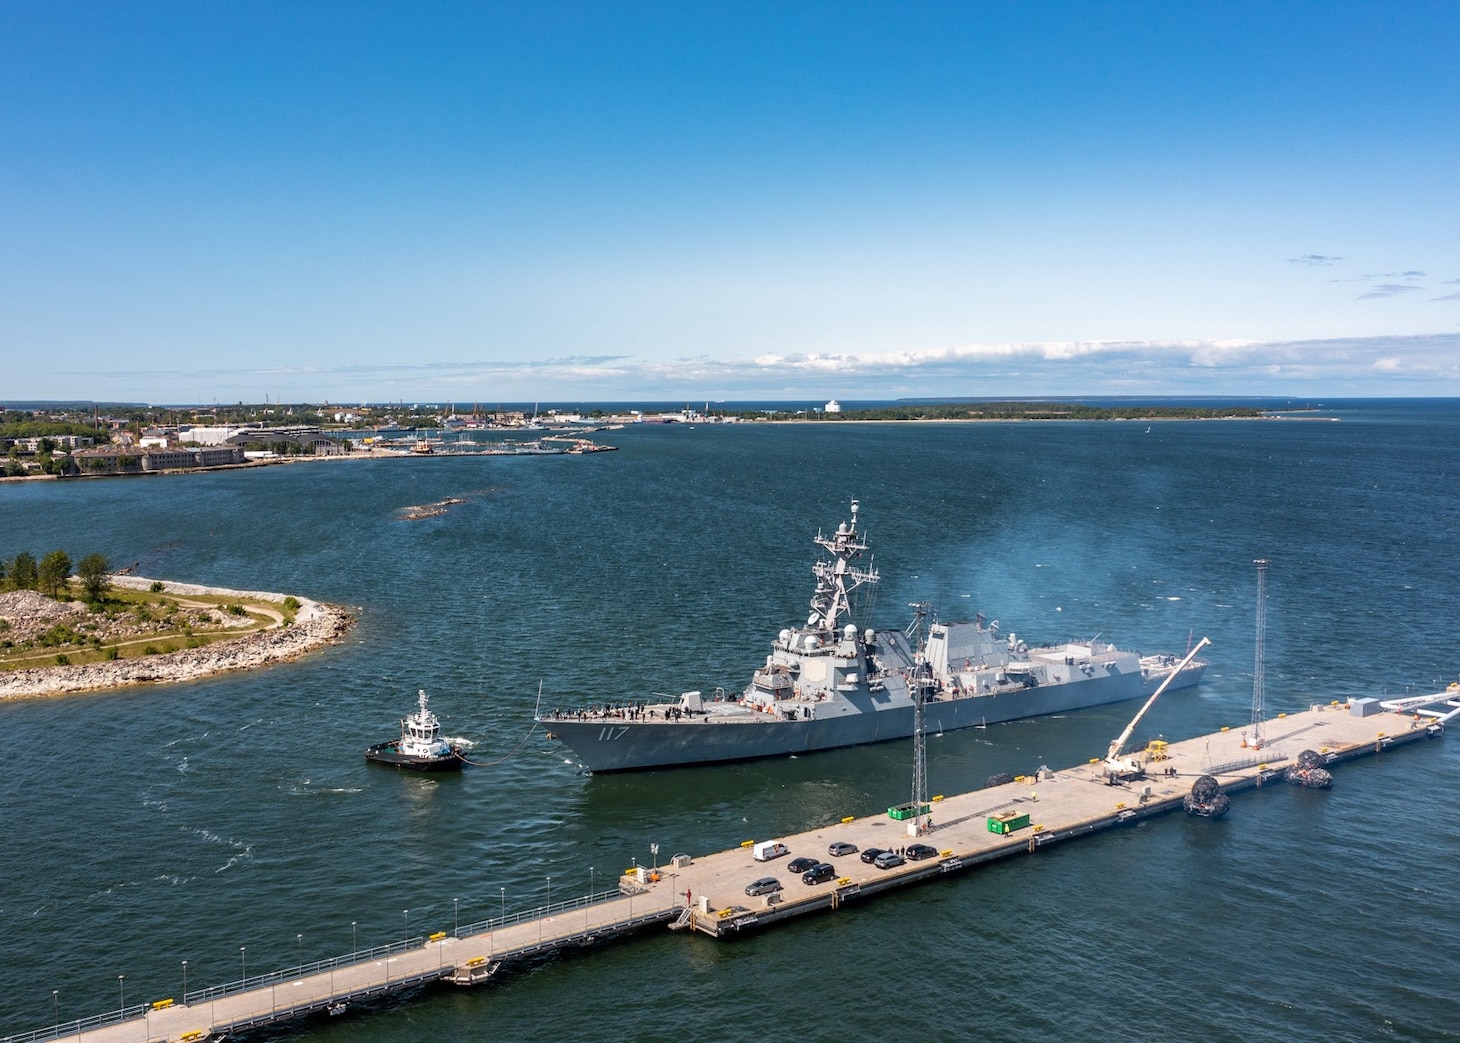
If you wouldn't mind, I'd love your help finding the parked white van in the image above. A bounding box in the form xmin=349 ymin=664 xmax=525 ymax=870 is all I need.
xmin=752 ymin=841 xmax=789 ymax=862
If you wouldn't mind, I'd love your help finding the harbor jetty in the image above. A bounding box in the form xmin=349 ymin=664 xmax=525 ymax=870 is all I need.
xmin=7 ymin=689 xmax=1456 ymax=1043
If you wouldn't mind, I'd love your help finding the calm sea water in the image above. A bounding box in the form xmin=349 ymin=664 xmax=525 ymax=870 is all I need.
xmin=3 ymin=402 xmax=1459 ymax=1042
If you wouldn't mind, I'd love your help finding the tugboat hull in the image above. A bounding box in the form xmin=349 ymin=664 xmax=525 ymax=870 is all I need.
xmin=365 ymin=742 xmax=463 ymax=771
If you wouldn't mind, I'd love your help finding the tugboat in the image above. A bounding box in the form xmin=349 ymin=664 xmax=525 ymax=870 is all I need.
xmin=365 ymin=690 xmax=464 ymax=771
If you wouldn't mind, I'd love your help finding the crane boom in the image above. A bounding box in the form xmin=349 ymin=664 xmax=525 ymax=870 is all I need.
xmin=1107 ymin=637 xmax=1211 ymax=762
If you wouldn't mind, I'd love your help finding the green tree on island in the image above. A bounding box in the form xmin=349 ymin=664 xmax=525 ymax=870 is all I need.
xmin=9 ymin=551 xmax=38 ymax=590
xmin=38 ymin=549 xmax=72 ymax=597
xmin=78 ymin=553 xmax=111 ymax=603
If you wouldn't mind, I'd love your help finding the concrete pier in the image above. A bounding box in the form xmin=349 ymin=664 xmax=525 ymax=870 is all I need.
xmin=6 ymin=693 xmax=1452 ymax=1043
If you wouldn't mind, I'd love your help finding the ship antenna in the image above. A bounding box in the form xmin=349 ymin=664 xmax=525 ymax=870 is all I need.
xmin=904 ymin=602 xmax=933 ymax=643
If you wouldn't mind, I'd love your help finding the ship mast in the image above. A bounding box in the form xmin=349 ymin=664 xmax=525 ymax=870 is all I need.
xmin=807 ymin=500 xmax=878 ymax=634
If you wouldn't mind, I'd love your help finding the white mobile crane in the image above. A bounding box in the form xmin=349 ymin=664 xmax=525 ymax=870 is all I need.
xmin=1104 ymin=637 xmax=1212 ymax=783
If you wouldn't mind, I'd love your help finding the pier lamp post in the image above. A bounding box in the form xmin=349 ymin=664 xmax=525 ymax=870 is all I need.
xmin=297 ymin=933 xmax=303 ymax=974
xmin=118 ymin=975 xmax=124 ymax=1011
xmin=403 ymin=908 xmax=409 ymax=943
xmin=590 ymin=865 xmax=596 ymax=897
xmin=546 ymin=875 xmax=552 ymax=914
xmin=500 ymin=887 xmax=505 ymax=922
xmin=240 ymin=946 xmax=246 ymax=983
xmin=352 ymin=921 xmax=357 ymax=954
xmin=651 ymin=843 xmax=658 ymax=871
xmin=454 ymin=898 xmax=459 ymax=937
xmin=52 ymin=990 xmax=58 ymax=1024
xmin=182 ymin=960 xmax=188 ymax=1001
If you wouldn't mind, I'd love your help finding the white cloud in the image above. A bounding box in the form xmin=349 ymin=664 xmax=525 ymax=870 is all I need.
xmin=1358 ymin=283 xmax=1424 ymax=300
xmin=66 ymin=332 xmax=1460 ymax=403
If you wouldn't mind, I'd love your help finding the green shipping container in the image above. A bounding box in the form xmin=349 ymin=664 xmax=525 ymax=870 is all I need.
xmin=888 ymin=802 xmax=931 ymax=821
xmin=987 ymin=811 xmax=1031 ymax=835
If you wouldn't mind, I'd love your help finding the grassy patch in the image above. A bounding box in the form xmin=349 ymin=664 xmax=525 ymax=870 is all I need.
xmin=0 ymin=584 xmax=293 ymax=671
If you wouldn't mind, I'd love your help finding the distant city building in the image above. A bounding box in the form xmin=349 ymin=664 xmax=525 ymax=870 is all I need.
xmin=179 ymin=425 xmax=251 ymax=446
xmin=12 ymin=435 xmax=95 ymax=451
xmin=181 ymin=425 xmax=343 ymax=454
xmin=72 ymin=445 xmax=245 ymax=473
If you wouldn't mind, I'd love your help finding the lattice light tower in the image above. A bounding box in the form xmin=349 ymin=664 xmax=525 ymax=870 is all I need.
xmin=906 ymin=603 xmax=933 ymax=836
xmin=909 ymin=675 xmax=932 ymax=836
xmin=1251 ymin=559 xmax=1269 ymax=749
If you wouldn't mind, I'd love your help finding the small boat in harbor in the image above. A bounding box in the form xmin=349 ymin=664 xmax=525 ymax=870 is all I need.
xmin=366 ymin=690 xmax=464 ymax=770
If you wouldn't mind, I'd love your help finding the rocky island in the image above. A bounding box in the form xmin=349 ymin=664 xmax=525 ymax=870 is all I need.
xmin=0 ymin=574 xmax=353 ymax=700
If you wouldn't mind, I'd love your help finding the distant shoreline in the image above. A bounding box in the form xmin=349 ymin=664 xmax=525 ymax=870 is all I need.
xmin=0 ymin=412 xmax=1334 ymax=485
xmin=0 ymin=576 xmax=354 ymax=700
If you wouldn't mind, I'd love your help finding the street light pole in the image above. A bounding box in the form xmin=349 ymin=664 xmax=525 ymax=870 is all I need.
xmin=240 ymin=946 xmax=246 ymax=983
xmin=352 ymin=921 xmax=358 ymax=954
xmin=454 ymin=898 xmax=459 ymax=937
xmin=403 ymin=908 xmax=409 ymax=943
xmin=500 ymin=887 xmax=505 ymax=922
xmin=52 ymin=990 xmax=58 ymax=1024
xmin=182 ymin=961 xmax=188 ymax=1002
xmin=118 ymin=975 xmax=124 ymax=1011
xmin=297 ymin=933 xmax=303 ymax=974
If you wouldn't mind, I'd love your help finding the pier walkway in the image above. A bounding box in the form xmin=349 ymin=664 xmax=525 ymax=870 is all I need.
xmin=8 ymin=691 xmax=1455 ymax=1043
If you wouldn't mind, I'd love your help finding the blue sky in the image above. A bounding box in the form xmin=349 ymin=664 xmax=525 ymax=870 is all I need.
xmin=3 ymin=2 xmax=1458 ymax=404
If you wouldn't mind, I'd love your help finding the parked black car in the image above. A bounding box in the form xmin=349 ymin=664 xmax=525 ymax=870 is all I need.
xmin=801 ymin=862 xmax=837 ymax=885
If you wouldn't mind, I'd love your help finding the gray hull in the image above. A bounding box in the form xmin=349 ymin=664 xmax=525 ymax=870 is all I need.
xmin=545 ymin=666 xmax=1202 ymax=773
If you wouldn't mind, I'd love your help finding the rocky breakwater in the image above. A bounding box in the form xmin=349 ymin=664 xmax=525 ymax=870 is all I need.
xmin=0 ymin=576 xmax=354 ymax=700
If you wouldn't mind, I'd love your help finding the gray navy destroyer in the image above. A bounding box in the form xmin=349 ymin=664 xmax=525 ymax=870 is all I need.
xmin=541 ymin=501 xmax=1205 ymax=772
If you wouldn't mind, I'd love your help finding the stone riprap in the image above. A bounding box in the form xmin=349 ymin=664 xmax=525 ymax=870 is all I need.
xmin=0 ymin=575 xmax=353 ymax=699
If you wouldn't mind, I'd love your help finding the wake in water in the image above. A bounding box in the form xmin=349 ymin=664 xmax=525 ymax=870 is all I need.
xmin=279 ymin=775 xmax=365 ymax=796
xmin=184 ymin=825 xmax=255 ymax=873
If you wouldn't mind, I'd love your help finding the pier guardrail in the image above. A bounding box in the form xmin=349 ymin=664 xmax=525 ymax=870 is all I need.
xmin=3 ymin=1003 xmax=150 ymax=1043
xmin=456 ymin=887 xmax=633 ymax=939
xmin=182 ymin=936 xmax=428 ymax=1005
xmin=4 ymin=886 xmax=657 ymax=1043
